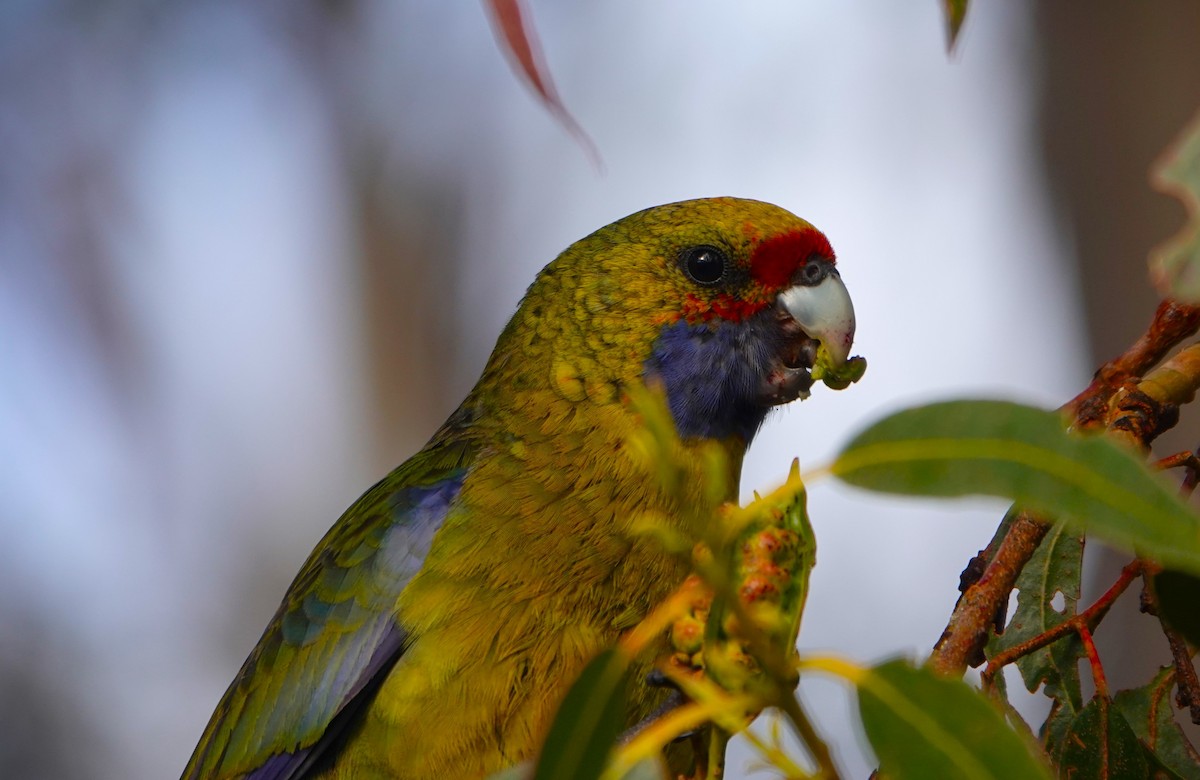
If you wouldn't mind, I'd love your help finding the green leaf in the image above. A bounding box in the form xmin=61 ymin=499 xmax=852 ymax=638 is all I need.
xmin=855 ymin=658 xmax=1053 ymax=779
xmin=1042 ymin=699 xmax=1078 ymax=767
xmin=1151 ymin=110 xmax=1200 ymax=303
xmin=831 ymin=400 xmax=1200 ymax=576
xmin=532 ymin=647 xmax=631 ymax=780
xmin=987 ymin=522 xmax=1085 ymax=709
xmin=1153 ymin=569 xmax=1200 ymax=648
xmin=1059 ymin=695 xmax=1149 ymax=779
xmin=1114 ymin=667 xmax=1200 ymax=780
xmin=942 ymin=0 xmax=969 ymax=52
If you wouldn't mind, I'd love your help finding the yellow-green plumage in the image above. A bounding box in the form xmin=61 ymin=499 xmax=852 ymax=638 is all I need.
xmin=183 ymin=198 xmax=854 ymax=779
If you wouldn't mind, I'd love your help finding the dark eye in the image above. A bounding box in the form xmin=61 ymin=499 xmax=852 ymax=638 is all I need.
xmin=799 ymin=257 xmax=830 ymax=285
xmin=680 ymin=245 xmax=728 ymax=286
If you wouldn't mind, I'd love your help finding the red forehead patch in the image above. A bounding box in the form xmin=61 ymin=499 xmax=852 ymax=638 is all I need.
xmin=749 ymin=228 xmax=835 ymax=289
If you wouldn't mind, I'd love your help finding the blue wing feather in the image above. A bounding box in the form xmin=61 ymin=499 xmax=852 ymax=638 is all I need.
xmin=182 ymin=441 xmax=471 ymax=780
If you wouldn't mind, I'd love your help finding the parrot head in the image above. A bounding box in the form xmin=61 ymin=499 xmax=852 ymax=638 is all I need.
xmin=481 ymin=197 xmax=860 ymax=445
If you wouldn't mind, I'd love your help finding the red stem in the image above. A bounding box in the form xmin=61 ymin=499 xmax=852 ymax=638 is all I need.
xmin=1078 ymin=624 xmax=1108 ymax=699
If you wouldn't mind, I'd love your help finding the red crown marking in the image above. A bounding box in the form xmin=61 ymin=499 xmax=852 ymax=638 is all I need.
xmin=749 ymin=228 xmax=835 ymax=290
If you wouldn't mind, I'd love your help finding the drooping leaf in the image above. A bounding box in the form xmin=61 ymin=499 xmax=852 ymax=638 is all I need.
xmin=1058 ymin=695 xmax=1149 ymax=779
xmin=1151 ymin=110 xmax=1200 ymax=303
xmin=855 ymin=658 xmax=1052 ymax=779
xmin=987 ymin=522 xmax=1085 ymax=710
xmin=1115 ymin=667 xmax=1200 ymax=780
xmin=533 ymin=647 xmax=631 ymax=780
xmin=942 ymin=0 xmax=969 ymax=52
xmin=483 ymin=0 xmax=602 ymax=167
xmin=831 ymin=400 xmax=1200 ymax=576
xmin=1153 ymin=569 xmax=1200 ymax=648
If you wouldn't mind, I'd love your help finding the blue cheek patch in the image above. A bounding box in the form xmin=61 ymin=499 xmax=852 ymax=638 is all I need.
xmin=643 ymin=318 xmax=777 ymax=442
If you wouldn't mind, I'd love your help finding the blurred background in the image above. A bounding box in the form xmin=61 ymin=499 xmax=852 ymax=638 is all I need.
xmin=2 ymin=1 xmax=1198 ymax=777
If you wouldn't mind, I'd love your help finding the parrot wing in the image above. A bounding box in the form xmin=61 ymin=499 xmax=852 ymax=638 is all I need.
xmin=182 ymin=438 xmax=475 ymax=780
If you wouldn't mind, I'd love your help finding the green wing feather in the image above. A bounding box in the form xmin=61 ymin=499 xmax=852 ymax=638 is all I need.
xmin=182 ymin=438 xmax=475 ymax=780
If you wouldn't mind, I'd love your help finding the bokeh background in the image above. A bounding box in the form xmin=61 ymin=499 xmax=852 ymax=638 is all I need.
xmin=2 ymin=2 xmax=1199 ymax=778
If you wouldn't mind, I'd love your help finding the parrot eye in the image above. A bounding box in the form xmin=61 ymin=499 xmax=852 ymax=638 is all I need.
xmin=799 ymin=257 xmax=831 ymax=286
xmin=680 ymin=245 xmax=728 ymax=286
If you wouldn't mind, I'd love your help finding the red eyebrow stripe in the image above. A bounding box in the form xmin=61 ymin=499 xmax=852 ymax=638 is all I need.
xmin=749 ymin=228 xmax=835 ymax=289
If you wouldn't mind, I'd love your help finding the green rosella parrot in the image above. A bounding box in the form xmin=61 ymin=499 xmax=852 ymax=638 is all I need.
xmin=183 ymin=197 xmax=858 ymax=779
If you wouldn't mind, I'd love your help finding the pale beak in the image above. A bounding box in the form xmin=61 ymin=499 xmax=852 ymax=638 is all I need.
xmin=777 ymin=271 xmax=856 ymax=367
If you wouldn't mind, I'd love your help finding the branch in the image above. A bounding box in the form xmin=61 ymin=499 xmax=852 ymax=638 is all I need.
xmin=929 ymin=301 xmax=1200 ymax=677
xmin=1140 ymin=563 xmax=1200 ymax=727
xmin=1066 ymin=300 xmax=1200 ymax=426
xmin=980 ymin=561 xmax=1142 ymax=686
xmin=931 ymin=511 xmax=1049 ymax=675
xmin=1163 ymin=623 xmax=1200 ymax=725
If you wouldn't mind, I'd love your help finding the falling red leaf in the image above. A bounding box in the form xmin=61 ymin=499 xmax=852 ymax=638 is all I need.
xmin=483 ymin=0 xmax=602 ymax=169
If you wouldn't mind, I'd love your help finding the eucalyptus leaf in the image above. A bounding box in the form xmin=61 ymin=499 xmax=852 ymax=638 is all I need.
xmin=987 ymin=522 xmax=1084 ymax=709
xmin=1151 ymin=111 xmax=1200 ymax=303
xmin=856 ymin=658 xmax=1052 ymax=779
xmin=1042 ymin=699 xmax=1077 ymax=768
xmin=832 ymin=400 xmax=1200 ymax=576
xmin=1114 ymin=667 xmax=1200 ymax=780
xmin=532 ymin=647 xmax=631 ymax=780
xmin=942 ymin=0 xmax=969 ymax=51
xmin=1059 ymin=696 xmax=1149 ymax=779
